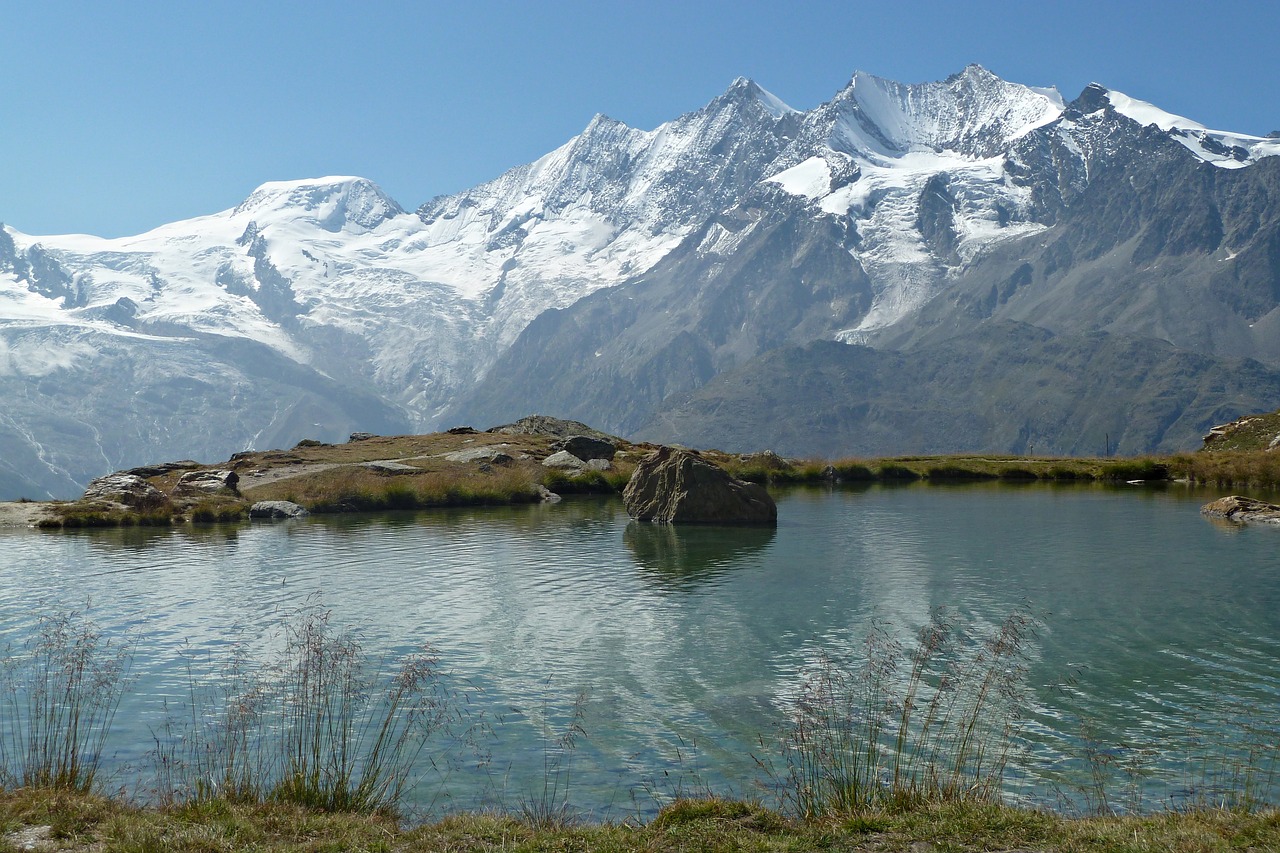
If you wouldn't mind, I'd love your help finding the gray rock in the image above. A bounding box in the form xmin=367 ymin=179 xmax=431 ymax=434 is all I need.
xmin=623 ymin=446 xmax=776 ymax=525
xmin=249 ymin=500 xmax=311 ymax=519
xmin=536 ymin=485 xmax=563 ymax=503
xmin=542 ymin=450 xmax=587 ymax=470
xmin=363 ymin=460 xmax=418 ymax=474
xmin=1201 ymin=495 xmax=1280 ymax=525
xmin=348 ymin=432 xmax=378 ymax=442
xmin=124 ymin=460 xmax=202 ymax=478
xmin=175 ymin=469 xmax=240 ymax=495
xmin=82 ymin=473 xmax=167 ymax=508
xmin=487 ymin=415 xmax=615 ymax=440
xmin=585 ymin=458 xmax=612 ymax=472
xmin=444 ymin=446 xmax=514 ymax=464
xmin=554 ymin=435 xmax=617 ymax=462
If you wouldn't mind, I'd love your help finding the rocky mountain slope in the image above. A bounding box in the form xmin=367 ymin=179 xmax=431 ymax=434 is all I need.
xmin=3 ymin=65 xmax=1278 ymax=497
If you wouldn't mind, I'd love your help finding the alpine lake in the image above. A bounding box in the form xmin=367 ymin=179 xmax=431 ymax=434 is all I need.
xmin=2 ymin=481 xmax=1278 ymax=819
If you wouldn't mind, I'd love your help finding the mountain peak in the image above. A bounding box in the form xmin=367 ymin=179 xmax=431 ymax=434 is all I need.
xmin=715 ymin=76 xmax=795 ymax=118
xmin=233 ymin=176 xmax=405 ymax=233
xmin=836 ymin=66 xmax=1063 ymax=157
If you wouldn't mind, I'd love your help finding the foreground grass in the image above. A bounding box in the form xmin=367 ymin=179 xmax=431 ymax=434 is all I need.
xmin=3 ymin=790 xmax=1279 ymax=852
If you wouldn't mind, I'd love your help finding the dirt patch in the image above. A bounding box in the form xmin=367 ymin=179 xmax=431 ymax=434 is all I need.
xmin=0 ymin=501 xmax=57 ymax=527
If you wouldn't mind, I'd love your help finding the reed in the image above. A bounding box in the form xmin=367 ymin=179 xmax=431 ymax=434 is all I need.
xmin=158 ymin=607 xmax=453 ymax=814
xmin=0 ymin=610 xmax=133 ymax=792
xmin=776 ymin=609 xmax=1037 ymax=818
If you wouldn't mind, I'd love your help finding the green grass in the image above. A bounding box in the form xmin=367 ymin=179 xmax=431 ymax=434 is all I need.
xmin=2 ymin=790 xmax=1278 ymax=852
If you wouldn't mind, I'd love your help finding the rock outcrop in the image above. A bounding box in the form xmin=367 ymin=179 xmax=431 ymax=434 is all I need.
xmin=82 ymin=473 xmax=167 ymax=508
xmin=487 ymin=415 xmax=616 ymax=440
xmin=1201 ymin=495 xmax=1280 ymax=525
xmin=623 ymin=446 xmax=777 ymax=525
xmin=174 ymin=470 xmax=240 ymax=495
xmin=249 ymin=500 xmax=310 ymax=519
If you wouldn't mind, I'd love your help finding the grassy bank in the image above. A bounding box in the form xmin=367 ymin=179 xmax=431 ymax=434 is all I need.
xmin=4 ymin=790 xmax=1279 ymax=853
xmin=27 ymin=420 xmax=1280 ymax=530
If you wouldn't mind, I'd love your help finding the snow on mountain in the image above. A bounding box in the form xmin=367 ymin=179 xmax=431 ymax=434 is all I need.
xmin=762 ymin=66 xmax=1062 ymax=337
xmin=2 ymin=65 xmax=1278 ymax=496
xmin=1100 ymin=88 xmax=1280 ymax=168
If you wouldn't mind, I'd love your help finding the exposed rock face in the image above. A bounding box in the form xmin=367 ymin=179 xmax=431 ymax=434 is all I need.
xmin=1201 ymin=495 xmax=1280 ymax=524
xmin=554 ymin=435 xmax=617 ymax=461
xmin=82 ymin=473 xmax=167 ymax=508
xmin=175 ymin=470 xmax=240 ymax=495
xmin=623 ymin=446 xmax=777 ymax=525
xmin=348 ymin=432 xmax=377 ymax=442
xmin=487 ymin=415 xmax=616 ymax=440
xmin=249 ymin=500 xmax=310 ymax=519
xmin=124 ymin=460 xmax=202 ymax=478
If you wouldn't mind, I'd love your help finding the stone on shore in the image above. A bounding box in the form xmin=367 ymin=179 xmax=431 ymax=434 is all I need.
xmin=623 ymin=446 xmax=777 ymax=525
xmin=249 ymin=500 xmax=311 ymax=519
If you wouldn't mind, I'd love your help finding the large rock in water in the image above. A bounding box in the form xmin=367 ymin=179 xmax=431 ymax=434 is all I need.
xmin=623 ymin=446 xmax=777 ymax=525
xmin=1201 ymin=495 xmax=1280 ymax=525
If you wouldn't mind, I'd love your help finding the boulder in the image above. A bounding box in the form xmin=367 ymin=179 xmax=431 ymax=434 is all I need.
xmin=1201 ymin=495 xmax=1280 ymax=525
xmin=444 ymin=446 xmax=514 ymax=464
xmin=82 ymin=473 xmax=167 ymax=508
xmin=623 ymin=446 xmax=777 ymax=525
xmin=542 ymin=450 xmax=587 ymax=470
xmin=585 ymin=458 xmax=612 ymax=472
xmin=348 ymin=432 xmax=378 ymax=442
xmin=249 ymin=500 xmax=311 ymax=519
xmin=175 ymin=470 xmax=240 ymax=495
xmin=553 ymin=435 xmax=616 ymax=462
xmin=446 ymin=426 xmax=480 ymax=435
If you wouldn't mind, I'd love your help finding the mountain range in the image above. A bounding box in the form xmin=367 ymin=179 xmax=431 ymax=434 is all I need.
xmin=3 ymin=65 xmax=1279 ymax=498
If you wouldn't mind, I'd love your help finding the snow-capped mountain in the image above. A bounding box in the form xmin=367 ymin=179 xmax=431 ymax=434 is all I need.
xmin=3 ymin=65 xmax=1279 ymax=496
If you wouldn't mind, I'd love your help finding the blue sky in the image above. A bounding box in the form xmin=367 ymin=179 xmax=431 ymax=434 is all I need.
xmin=4 ymin=0 xmax=1278 ymax=237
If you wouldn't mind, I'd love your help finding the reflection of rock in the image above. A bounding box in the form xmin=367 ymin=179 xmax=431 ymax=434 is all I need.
xmin=623 ymin=446 xmax=777 ymax=524
xmin=623 ymin=520 xmax=775 ymax=588
xmin=1201 ymin=495 xmax=1280 ymax=525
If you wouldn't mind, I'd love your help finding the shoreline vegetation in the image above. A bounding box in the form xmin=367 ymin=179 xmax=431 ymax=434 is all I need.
xmin=2 ymin=607 xmax=1278 ymax=852
xmin=10 ymin=410 xmax=1280 ymax=528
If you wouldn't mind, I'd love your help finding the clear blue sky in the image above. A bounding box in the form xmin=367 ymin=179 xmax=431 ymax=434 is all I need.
xmin=3 ymin=0 xmax=1278 ymax=237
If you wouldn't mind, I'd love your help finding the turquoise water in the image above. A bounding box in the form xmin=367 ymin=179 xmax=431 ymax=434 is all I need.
xmin=2 ymin=483 xmax=1277 ymax=816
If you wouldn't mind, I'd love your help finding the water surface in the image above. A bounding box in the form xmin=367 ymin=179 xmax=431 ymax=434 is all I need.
xmin=2 ymin=483 xmax=1276 ymax=815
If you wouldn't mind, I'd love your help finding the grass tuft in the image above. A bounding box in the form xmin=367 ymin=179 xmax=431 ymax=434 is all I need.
xmin=0 ymin=610 xmax=133 ymax=792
